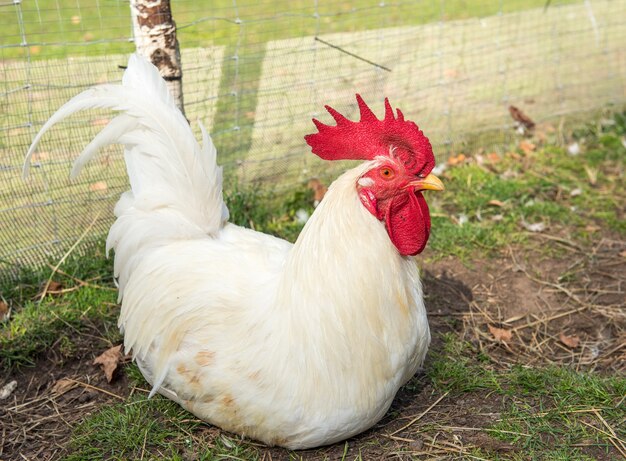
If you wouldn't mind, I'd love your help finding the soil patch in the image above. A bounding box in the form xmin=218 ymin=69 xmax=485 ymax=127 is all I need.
xmin=1 ymin=332 xmax=130 ymax=460
xmin=421 ymin=234 xmax=625 ymax=374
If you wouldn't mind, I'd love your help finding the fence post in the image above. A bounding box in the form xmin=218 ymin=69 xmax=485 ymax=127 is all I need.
xmin=129 ymin=0 xmax=185 ymax=115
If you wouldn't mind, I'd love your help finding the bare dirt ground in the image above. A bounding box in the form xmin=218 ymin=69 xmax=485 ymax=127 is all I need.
xmin=426 ymin=235 xmax=626 ymax=375
xmin=1 ymin=234 xmax=624 ymax=460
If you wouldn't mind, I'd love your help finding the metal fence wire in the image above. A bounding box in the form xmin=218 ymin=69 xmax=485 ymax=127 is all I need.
xmin=1 ymin=0 xmax=625 ymax=279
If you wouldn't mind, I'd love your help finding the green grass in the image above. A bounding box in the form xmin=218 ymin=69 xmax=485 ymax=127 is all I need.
xmin=428 ymin=334 xmax=625 ymax=460
xmin=225 ymin=185 xmax=315 ymax=242
xmin=0 ymin=286 xmax=119 ymax=368
xmin=426 ymin=110 xmax=626 ymax=259
xmin=66 ymin=384 xmax=261 ymax=461
xmin=2 ymin=0 xmax=578 ymax=60
xmin=69 ymin=361 xmax=260 ymax=460
xmin=0 ymin=244 xmax=118 ymax=370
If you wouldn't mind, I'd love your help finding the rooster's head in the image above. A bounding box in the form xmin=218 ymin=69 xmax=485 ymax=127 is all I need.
xmin=304 ymin=94 xmax=444 ymax=256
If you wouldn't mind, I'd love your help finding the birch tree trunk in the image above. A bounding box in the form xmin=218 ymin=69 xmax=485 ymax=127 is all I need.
xmin=130 ymin=0 xmax=185 ymax=116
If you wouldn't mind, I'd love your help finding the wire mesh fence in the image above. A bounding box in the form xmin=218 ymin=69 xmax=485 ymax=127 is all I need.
xmin=1 ymin=0 xmax=625 ymax=279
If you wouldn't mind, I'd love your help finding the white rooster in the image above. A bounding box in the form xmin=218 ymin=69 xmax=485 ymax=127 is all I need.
xmin=25 ymin=55 xmax=444 ymax=449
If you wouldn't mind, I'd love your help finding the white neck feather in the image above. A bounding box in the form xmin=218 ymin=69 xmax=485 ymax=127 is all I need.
xmin=279 ymin=162 xmax=407 ymax=311
xmin=274 ymin=162 xmax=428 ymax=398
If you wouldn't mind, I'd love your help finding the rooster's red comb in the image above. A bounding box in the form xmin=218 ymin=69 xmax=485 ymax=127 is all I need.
xmin=304 ymin=94 xmax=434 ymax=176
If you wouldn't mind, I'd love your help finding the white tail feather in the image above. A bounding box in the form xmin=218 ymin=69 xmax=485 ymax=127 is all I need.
xmin=25 ymin=54 xmax=229 ymax=295
xmin=70 ymin=114 xmax=138 ymax=179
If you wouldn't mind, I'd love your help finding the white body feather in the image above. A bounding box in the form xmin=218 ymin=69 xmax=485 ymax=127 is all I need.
xmin=25 ymin=55 xmax=430 ymax=449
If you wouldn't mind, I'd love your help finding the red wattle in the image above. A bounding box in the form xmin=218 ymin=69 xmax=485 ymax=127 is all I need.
xmin=385 ymin=190 xmax=431 ymax=256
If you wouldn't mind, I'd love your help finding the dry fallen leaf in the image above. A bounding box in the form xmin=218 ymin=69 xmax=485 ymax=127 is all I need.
xmin=307 ymin=178 xmax=328 ymax=207
xmin=447 ymin=154 xmax=466 ymax=166
xmin=488 ymin=200 xmax=505 ymax=207
xmin=51 ymin=378 xmax=77 ymax=395
xmin=0 ymin=301 xmax=9 ymax=323
xmin=485 ymin=152 xmax=501 ymax=163
xmin=93 ymin=345 xmax=124 ymax=383
xmin=519 ymin=140 xmax=536 ymax=155
xmin=38 ymin=280 xmax=64 ymax=299
xmin=89 ymin=181 xmax=108 ymax=192
xmin=48 ymin=281 xmax=64 ymax=292
xmin=509 ymin=105 xmax=536 ymax=131
xmin=559 ymin=332 xmax=580 ymax=349
xmin=489 ymin=325 xmax=512 ymax=342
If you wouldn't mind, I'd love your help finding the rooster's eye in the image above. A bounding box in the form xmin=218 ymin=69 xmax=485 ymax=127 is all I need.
xmin=380 ymin=167 xmax=395 ymax=180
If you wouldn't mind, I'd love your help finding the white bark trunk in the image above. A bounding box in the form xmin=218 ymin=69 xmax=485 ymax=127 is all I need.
xmin=130 ymin=0 xmax=185 ymax=115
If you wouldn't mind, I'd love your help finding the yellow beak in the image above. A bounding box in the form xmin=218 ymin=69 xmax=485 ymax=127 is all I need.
xmin=408 ymin=173 xmax=445 ymax=192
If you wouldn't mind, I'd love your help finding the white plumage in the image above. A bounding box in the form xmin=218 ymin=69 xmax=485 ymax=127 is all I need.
xmin=25 ymin=55 xmax=435 ymax=449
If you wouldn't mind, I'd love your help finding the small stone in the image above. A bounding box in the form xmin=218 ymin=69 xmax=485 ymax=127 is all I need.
xmin=0 ymin=380 xmax=17 ymax=400
xmin=567 ymin=142 xmax=580 ymax=156
xmin=410 ymin=438 xmax=424 ymax=451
